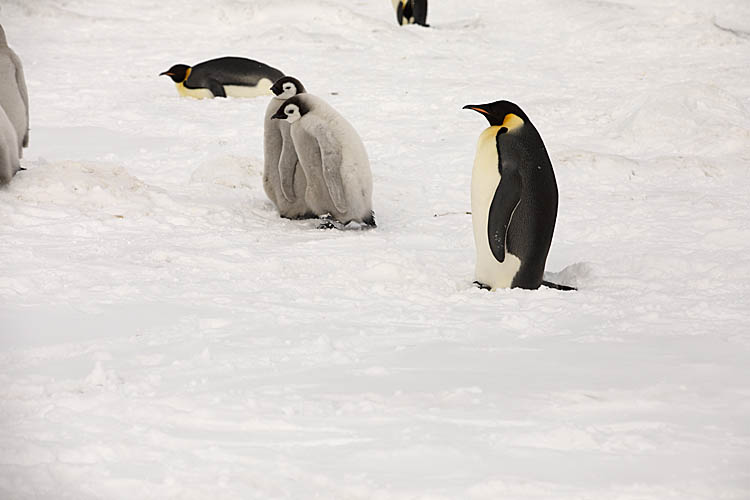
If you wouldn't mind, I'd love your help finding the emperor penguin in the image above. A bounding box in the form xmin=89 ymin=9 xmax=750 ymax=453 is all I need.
xmin=463 ymin=100 xmax=574 ymax=291
xmin=0 ymin=24 xmax=29 ymax=158
xmin=263 ymin=76 xmax=314 ymax=219
xmin=271 ymin=94 xmax=375 ymax=228
xmin=391 ymin=0 xmax=429 ymax=27
xmin=0 ymin=105 xmax=20 ymax=185
xmin=160 ymin=57 xmax=284 ymax=99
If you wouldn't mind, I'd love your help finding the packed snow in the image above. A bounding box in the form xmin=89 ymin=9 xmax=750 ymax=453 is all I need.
xmin=1 ymin=0 xmax=749 ymax=498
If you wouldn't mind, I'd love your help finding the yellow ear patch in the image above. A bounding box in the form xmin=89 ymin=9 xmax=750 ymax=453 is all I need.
xmin=184 ymin=67 xmax=192 ymax=82
xmin=501 ymin=113 xmax=524 ymax=131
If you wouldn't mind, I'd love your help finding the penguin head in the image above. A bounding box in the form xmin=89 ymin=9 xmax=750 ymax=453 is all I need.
xmin=159 ymin=64 xmax=191 ymax=83
xmin=270 ymin=95 xmax=309 ymax=123
xmin=463 ymin=100 xmax=531 ymax=133
xmin=271 ymin=76 xmax=306 ymax=100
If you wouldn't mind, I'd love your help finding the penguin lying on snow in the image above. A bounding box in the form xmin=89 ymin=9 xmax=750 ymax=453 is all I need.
xmin=0 ymin=105 xmax=20 ymax=185
xmin=0 ymin=24 xmax=29 ymax=158
xmin=160 ymin=57 xmax=284 ymax=99
xmin=271 ymin=94 xmax=375 ymax=228
xmin=263 ymin=76 xmax=315 ymax=220
xmin=463 ymin=100 xmax=575 ymax=291
xmin=391 ymin=0 xmax=429 ymax=27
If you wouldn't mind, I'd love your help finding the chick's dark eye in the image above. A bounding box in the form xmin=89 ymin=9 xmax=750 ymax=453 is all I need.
xmin=286 ymin=109 xmax=293 ymax=115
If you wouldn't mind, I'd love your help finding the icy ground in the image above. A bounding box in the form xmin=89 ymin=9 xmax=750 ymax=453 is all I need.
xmin=1 ymin=0 xmax=750 ymax=498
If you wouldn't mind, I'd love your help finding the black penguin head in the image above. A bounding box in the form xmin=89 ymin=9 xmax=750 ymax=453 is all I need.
xmin=270 ymin=95 xmax=310 ymax=123
xmin=159 ymin=64 xmax=191 ymax=83
xmin=463 ymin=100 xmax=531 ymax=132
xmin=270 ymin=76 xmax=306 ymax=99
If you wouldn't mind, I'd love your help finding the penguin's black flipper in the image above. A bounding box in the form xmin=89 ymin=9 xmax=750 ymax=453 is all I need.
xmin=395 ymin=1 xmax=405 ymax=25
xmin=541 ymin=280 xmax=577 ymax=291
xmin=207 ymin=79 xmax=227 ymax=98
xmin=487 ymin=162 xmax=521 ymax=264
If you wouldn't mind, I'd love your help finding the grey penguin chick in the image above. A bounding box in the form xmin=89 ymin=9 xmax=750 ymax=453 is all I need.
xmin=0 ymin=105 xmax=20 ymax=185
xmin=271 ymin=94 xmax=375 ymax=228
xmin=263 ymin=76 xmax=315 ymax=219
xmin=0 ymin=24 xmax=29 ymax=158
xmin=160 ymin=56 xmax=284 ymax=99
xmin=463 ymin=100 xmax=574 ymax=291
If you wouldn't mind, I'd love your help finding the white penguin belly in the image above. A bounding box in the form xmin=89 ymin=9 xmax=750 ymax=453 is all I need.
xmin=176 ymin=78 xmax=274 ymax=99
xmin=471 ymin=126 xmax=521 ymax=290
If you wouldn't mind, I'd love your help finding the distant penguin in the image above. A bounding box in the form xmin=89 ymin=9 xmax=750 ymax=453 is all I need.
xmin=160 ymin=57 xmax=284 ymax=99
xmin=271 ymin=94 xmax=375 ymax=228
xmin=0 ymin=105 xmax=20 ymax=185
xmin=263 ymin=76 xmax=314 ymax=219
xmin=0 ymin=24 xmax=29 ymax=158
xmin=463 ymin=100 xmax=574 ymax=291
xmin=391 ymin=0 xmax=429 ymax=27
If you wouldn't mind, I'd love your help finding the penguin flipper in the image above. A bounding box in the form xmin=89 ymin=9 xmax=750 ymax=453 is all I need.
xmin=319 ymin=132 xmax=348 ymax=214
xmin=278 ymin=138 xmax=299 ymax=202
xmin=10 ymin=51 xmax=29 ymax=130
xmin=487 ymin=163 xmax=521 ymax=264
xmin=207 ymin=79 xmax=227 ymax=98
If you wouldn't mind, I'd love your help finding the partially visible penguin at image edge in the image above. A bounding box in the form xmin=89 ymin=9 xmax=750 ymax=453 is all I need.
xmin=160 ymin=56 xmax=284 ymax=99
xmin=0 ymin=24 xmax=29 ymax=158
xmin=391 ymin=0 xmax=428 ymax=27
xmin=463 ymin=100 xmax=576 ymax=291
xmin=263 ymin=76 xmax=315 ymax=220
xmin=271 ymin=94 xmax=375 ymax=229
xmin=0 ymin=105 xmax=20 ymax=185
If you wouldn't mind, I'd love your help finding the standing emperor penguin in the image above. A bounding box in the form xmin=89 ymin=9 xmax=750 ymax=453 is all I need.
xmin=271 ymin=94 xmax=375 ymax=228
xmin=0 ymin=105 xmax=20 ymax=185
xmin=0 ymin=25 xmax=29 ymax=158
xmin=263 ymin=76 xmax=314 ymax=219
xmin=391 ymin=0 xmax=429 ymax=27
xmin=160 ymin=57 xmax=284 ymax=99
xmin=463 ymin=100 xmax=574 ymax=291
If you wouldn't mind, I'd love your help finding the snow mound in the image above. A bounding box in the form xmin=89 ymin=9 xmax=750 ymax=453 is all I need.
xmin=189 ymin=155 xmax=262 ymax=189
xmin=7 ymin=162 xmax=154 ymax=213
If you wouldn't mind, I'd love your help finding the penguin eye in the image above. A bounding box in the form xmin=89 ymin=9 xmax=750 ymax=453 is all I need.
xmin=285 ymin=109 xmax=293 ymax=115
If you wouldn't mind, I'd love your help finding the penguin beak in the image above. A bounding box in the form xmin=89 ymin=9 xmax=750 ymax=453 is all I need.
xmin=271 ymin=109 xmax=287 ymax=120
xmin=462 ymin=104 xmax=490 ymax=115
xmin=159 ymin=71 xmax=173 ymax=76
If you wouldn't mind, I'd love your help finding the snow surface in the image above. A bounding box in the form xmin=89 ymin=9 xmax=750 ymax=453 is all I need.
xmin=1 ymin=0 xmax=750 ymax=498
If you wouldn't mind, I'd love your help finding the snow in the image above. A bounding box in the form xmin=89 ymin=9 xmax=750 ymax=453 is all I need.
xmin=1 ymin=0 xmax=749 ymax=498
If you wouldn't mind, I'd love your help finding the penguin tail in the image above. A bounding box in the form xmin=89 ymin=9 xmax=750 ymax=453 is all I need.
xmin=363 ymin=211 xmax=377 ymax=228
xmin=541 ymin=280 xmax=577 ymax=291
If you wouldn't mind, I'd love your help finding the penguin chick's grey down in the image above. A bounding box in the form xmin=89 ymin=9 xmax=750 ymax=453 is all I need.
xmin=263 ymin=76 xmax=315 ymax=219
xmin=463 ymin=100 xmax=574 ymax=291
xmin=0 ymin=105 xmax=20 ymax=185
xmin=160 ymin=56 xmax=284 ymax=99
xmin=0 ymin=24 xmax=29 ymax=158
xmin=271 ymin=93 xmax=375 ymax=227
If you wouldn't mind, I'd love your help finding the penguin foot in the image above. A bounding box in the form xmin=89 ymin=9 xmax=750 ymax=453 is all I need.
xmin=473 ymin=281 xmax=492 ymax=291
xmin=317 ymin=220 xmax=337 ymax=230
xmin=541 ymin=280 xmax=577 ymax=291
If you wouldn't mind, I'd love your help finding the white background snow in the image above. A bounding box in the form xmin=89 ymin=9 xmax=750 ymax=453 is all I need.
xmin=1 ymin=0 xmax=750 ymax=498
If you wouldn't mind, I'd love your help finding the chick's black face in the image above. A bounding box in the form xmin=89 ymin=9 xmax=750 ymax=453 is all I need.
xmin=159 ymin=64 xmax=190 ymax=83
xmin=271 ymin=76 xmax=306 ymax=97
